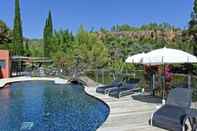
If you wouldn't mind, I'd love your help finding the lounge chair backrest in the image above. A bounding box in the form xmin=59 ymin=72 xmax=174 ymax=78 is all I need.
xmin=123 ymin=79 xmax=140 ymax=88
xmin=166 ymin=87 xmax=192 ymax=108
xmin=112 ymin=80 xmax=120 ymax=84
xmin=126 ymin=79 xmax=140 ymax=84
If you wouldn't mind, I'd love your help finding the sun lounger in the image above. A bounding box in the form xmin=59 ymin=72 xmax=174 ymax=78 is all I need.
xmin=96 ymin=80 xmax=122 ymax=94
xmin=108 ymin=79 xmax=140 ymax=98
xmin=150 ymin=86 xmax=192 ymax=131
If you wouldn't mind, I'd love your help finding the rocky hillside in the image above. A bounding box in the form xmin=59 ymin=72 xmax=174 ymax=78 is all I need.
xmin=96 ymin=29 xmax=184 ymax=43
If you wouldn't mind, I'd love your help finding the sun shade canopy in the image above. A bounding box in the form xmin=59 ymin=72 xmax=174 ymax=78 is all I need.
xmin=142 ymin=47 xmax=197 ymax=65
xmin=125 ymin=52 xmax=146 ymax=64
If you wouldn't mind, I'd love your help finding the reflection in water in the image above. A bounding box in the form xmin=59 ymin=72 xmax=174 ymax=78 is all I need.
xmin=0 ymin=81 xmax=109 ymax=131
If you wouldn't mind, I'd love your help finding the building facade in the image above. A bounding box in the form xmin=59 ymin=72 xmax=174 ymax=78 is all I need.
xmin=0 ymin=50 xmax=10 ymax=78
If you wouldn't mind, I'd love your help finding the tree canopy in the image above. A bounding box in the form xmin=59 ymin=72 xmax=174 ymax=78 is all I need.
xmin=0 ymin=20 xmax=12 ymax=45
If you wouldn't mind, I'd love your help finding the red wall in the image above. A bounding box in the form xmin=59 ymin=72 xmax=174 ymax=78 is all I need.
xmin=0 ymin=50 xmax=10 ymax=78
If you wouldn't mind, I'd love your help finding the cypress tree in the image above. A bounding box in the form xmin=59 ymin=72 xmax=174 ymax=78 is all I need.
xmin=194 ymin=0 xmax=197 ymax=15
xmin=13 ymin=0 xmax=24 ymax=55
xmin=43 ymin=18 xmax=49 ymax=57
xmin=189 ymin=0 xmax=197 ymax=56
xmin=43 ymin=11 xmax=53 ymax=57
xmin=48 ymin=11 xmax=53 ymax=37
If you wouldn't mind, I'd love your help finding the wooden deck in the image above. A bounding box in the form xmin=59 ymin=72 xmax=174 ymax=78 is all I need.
xmin=85 ymin=87 xmax=165 ymax=131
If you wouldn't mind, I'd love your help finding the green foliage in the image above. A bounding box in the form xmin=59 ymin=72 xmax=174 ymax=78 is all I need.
xmin=51 ymin=29 xmax=73 ymax=53
xmin=194 ymin=0 xmax=197 ymax=15
xmin=50 ymin=26 xmax=109 ymax=73
xmin=50 ymin=29 xmax=74 ymax=69
xmin=28 ymin=39 xmax=43 ymax=57
xmin=2 ymin=0 xmax=196 ymax=81
xmin=13 ymin=0 xmax=24 ymax=55
xmin=71 ymin=26 xmax=109 ymax=70
xmin=23 ymin=40 xmax=31 ymax=56
xmin=188 ymin=0 xmax=197 ymax=56
xmin=141 ymin=23 xmax=178 ymax=31
xmin=111 ymin=59 xmax=127 ymax=72
xmin=2 ymin=0 xmax=195 ymax=75
xmin=111 ymin=23 xmax=178 ymax=32
xmin=43 ymin=11 xmax=53 ymax=57
xmin=111 ymin=24 xmax=138 ymax=32
xmin=52 ymin=50 xmax=67 ymax=68
xmin=0 ymin=20 xmax=12 ymax=45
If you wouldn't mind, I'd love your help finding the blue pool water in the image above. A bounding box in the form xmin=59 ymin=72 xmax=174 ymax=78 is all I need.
xmin=0 ymin=81 xmax=109 ymax=131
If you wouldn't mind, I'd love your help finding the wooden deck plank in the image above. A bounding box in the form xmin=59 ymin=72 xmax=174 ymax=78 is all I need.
xmin=85 ymin=87 xmax=164 ymax=131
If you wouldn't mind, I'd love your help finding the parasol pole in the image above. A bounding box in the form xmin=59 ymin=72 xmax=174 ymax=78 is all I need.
xmin=187 ymin=56 xmax=192 ymax=89
xmin=162 ymin=56 xmax=166 ymax=105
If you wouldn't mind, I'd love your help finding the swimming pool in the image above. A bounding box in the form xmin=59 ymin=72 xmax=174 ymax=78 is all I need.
xmin=0 ymin=81 xmax=109 ymax=131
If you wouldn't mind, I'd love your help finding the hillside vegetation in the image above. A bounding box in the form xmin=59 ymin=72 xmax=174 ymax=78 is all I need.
xmin=1 ymin=0 xmax=197 ymax=73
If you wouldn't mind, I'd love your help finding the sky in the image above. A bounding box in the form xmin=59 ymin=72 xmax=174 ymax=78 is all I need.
xmin=0 ymin=0 xmax=194 ymax=38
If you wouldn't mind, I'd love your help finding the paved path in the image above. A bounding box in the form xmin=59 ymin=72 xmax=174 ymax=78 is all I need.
xmin=0 ymin=76 xmax=67 ymax=87
xmin=85 ymin=87 xmax=165 ymax=131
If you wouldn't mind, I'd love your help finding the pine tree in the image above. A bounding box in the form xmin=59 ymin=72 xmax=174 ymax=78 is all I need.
xmin=43 ymin=11 xmax=53 ymax=57
xmin=13 ymin=0 xmax=24 ymax=55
